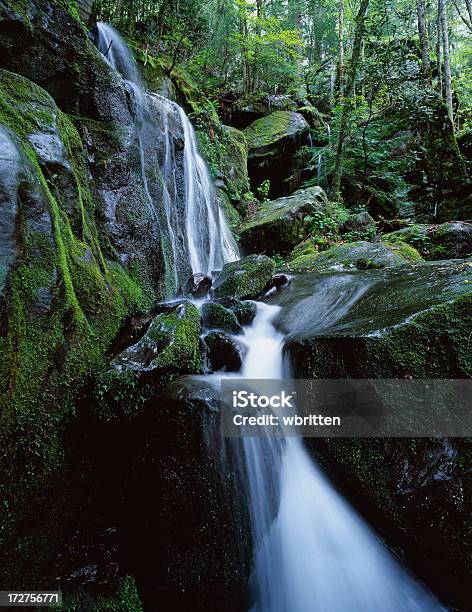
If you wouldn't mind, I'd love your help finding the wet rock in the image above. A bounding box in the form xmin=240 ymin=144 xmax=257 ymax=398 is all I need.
xmin=201 ymin=301 xmax=242 ymax=334
xmin=0 ymin=126 xmax=22 ymax=297
xmin=244 ymin=111 xmax=310 ymax=198
xmin=239 ymin=186 xmax=328 ymax=256
xmin=383 ymin=221 xmax=472 ymax=260
xmin=204 ymin=331 xmax=243 ymax=372
xmin=0 ymin=1 xmax=170 ymax=297
xmin=232 ymin=299 xmax=257 ymax=326
xmin=275 ymin=261 xmax=472 ymax=611
xmin=125 ymin=376 xmax=250 ymax=611
xmin=287 ymin=240 xmax=422 ymax=273
xmin=111 ymin=301 xmax=202 ymax=376
xmin=184 ymin=273 xmax=212 ymax=298
xmin=213 ymin=254 xmax=276 ymax=299
xmin=263 ymin=274 xmax=290 ymax=294
xmin=214 ymin=298 xmax=258 ymax=326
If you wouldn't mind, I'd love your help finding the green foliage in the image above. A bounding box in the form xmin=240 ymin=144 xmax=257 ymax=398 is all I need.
xmin=257 ymin=179 xmax=271 ymax=202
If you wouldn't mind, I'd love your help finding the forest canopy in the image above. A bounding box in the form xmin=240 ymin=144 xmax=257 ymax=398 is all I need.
xmin=93 ymin=0 xmax=472 ymax=212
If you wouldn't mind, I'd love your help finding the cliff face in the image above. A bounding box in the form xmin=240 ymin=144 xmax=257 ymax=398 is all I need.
xmin=0 ymin=0 xmax=169 ymax=595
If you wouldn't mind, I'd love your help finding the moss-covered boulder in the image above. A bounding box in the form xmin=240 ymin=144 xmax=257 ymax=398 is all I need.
xmin=244 ymin=111 xmax=310 ymax=198
xmin=201 ymin=301 xmax=242 ymax=334
xmin=216 ymin=298 xmax=258 ymax=326
xmin=111 ymin=301 xmax=202 ymax=376
xmin=287 ymin=240 xmax=422 ymax=272
xmin=276 ymin=261 xmax=472 ymax=610
xmin=224 ymin=92 xmax=298 ymax=129
xmin=239 ymin=186 xmax=329 ymax=255
xmin=383 ymin=221 xmax=472 ymax=260
xmin=213 ymin=254 xmax=275 ymax=299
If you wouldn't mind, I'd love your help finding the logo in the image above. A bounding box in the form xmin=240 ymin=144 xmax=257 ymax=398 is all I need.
xmin=232 ymin=390 xmax=294 ymax=409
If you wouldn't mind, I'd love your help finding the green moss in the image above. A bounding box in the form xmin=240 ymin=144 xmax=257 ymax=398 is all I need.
xmin=287 ymin=240 xmax=423 ymax=273
xmin=243 ymin=111 xmax=293 ymax=148
xmin=59 ymin=575 xmax=143 ymax=611
xmin=3 ymin=0 xmax=32 ymax=27
xmin=201 ymin=302 xmax=241 ymax=333
xmin=149 ymin=303 xmax=202 ymax=373
xmin=0 ymin=69 xmax=158 ymax=564
xmin=214 ymin=254 xmax=276 ymax=299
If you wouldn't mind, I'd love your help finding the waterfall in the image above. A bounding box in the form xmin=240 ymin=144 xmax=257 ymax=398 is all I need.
xmin=229 ymin=303 xmax=446 ymax=612
xmin=97 ymin=23 xmax=445 ymax=612
xmin=316 ymin=153 xmax=323 ymax=180
xmin=95 ymin=23 xmax=238 ymax=293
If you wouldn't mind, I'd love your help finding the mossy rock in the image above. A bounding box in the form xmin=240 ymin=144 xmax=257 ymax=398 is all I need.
xmin=201 ymin=301 xmax=242 ymax=334
xmin=112 ymin=301 xmax=203 ymax=376
xmin=287 ymin=240 xmax=422 ymax=272
xmin=240 ymin=186 xmax=329 ymax=255
xmin=244 ymin=111 xmax=308 ymax=150
xmin=280 ymin=261 xmax=472 ymax=610
xmin=228 ymin=299 xmax=258 ymax=326
xmin=243 ymin=111 xmax=310 ymax=198
xmin=227 ymin=93 xmax=298 ymax=129
xmin=339 ymin=211 xmax=376 ymax=241
xmin=384 ymin=221 xmax=472 ymax=260
xmin=0 ymin=66 xmax=157 ymax=567
xmin=213 ymin=254 xmax=276 ymax=299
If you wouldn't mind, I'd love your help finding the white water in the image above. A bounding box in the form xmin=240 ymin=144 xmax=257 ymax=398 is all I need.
xmin=236 ymin=303 xmax=445 ymax=612
xmin=95 ymin=23 xmax=238 ymax=291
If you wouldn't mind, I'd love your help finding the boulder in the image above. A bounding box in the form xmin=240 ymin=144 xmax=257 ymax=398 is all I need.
xmin=201 ymin=302 xmax=242 ymax=334
xmin=272 ymin=261 xmax=472 ymax=610
xmin=204 ymin=331 xmax=243 ymax=372
xmin=222 ymin=92 xmax=298 ymax=129
xmin=216 ymin=298 xmax=258 ymax=326
xmin=263 ymin=274 xmax=290 ymax=294
xmin=383 ymin=221 xmax=472 ymax=260
xmin=239 ymin=186 xmax=328 ymax=255
xmin=244 ymin=111 xmax=310 ymax=198
xmin=124 ymin=377 xmax=250 ymax=611
xmin=111 ymin=301 xmax=202 ymax=376
xmin=339 ymin=211 xmax=376 ymax=240
xmin=213 ymin=254 xmax=276 ymax=299
xmin=287 ymin=240 xmax=422 ymax=273
xmin=184 ymin=273 xmax=212 ymax=298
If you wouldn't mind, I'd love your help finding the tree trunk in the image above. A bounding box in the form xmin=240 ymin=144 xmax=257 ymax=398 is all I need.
xmin=252 ymin=0 xmax=264 ymax=92
xmin=417 ymin=0 xmax=431 ymax=82
xmin=337 ymin=0 xmax=345 ymax=98
xmin=331 ymin=0 xmax=370 ymax=199
xmin=436 ymin=4 xmax=443 ymax=95
xmin=439 ymin=0 xmax=453 ymax=125
xmin=466 ymin=0 xmax=472 ymax=24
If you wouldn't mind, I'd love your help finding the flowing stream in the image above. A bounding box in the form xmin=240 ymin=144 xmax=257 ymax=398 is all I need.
xmin=233 ymin=303 xmax=445 ymax=612
xmin=96 ymin=24 xmax=445 ymax=611
xmin=96 ymin=23 xmax=238 ymax=293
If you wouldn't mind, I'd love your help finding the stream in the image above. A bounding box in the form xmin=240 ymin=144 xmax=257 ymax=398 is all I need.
xmin=96 ymin=24 xmax=446 ymax=611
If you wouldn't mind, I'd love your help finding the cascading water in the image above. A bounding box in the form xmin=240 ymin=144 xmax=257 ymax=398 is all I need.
xmin=231 ymin=303 xmax=446 ymax=612
xmin=96 ymin=22 xmax=445 ymax=611
xmin=95 ymin=23 xmax=238 ymax=292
